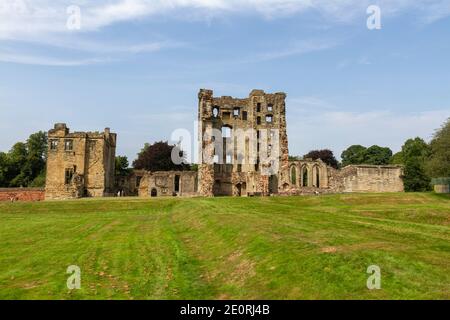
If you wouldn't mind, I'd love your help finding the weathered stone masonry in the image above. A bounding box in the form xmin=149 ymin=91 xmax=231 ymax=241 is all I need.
xmin=45 ymin=123 xmax=116 ymax=200
xmin=197 ymin=89 xmax=290 ymax=197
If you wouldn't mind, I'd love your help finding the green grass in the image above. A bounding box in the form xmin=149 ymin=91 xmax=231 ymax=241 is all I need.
xmin=0 ymin=193 xmax=449 ymax=300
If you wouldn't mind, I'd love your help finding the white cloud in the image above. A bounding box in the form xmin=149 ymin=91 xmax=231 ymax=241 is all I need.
xmin=287 ymin=96 xmax=450 ymax=158
xmin=246 ymin=39 xmax=340 ymax=63
xmin=0 ymin=51 xmax=112 ymax=66
xmin=1 ymin=0 xmax=450 ymax=41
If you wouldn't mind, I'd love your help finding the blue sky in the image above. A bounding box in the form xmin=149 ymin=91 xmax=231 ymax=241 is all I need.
xmin=1 ymin=0 xmax=449 ymax=162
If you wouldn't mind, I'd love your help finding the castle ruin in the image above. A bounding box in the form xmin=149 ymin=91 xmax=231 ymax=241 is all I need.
xmin=44 ymin=89 xmax=404 ymax=200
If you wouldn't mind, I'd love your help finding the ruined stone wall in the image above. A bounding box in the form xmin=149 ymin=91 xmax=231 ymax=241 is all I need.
xmin=279 ymin=159 xmax=331 ymax=195
xmin=330 ymin=165 xmax=404 ymax=193
xmin=45 ymin=123 xmax=116 ymax=200
xmin=0 ymin=188 xmax=45 ymax=202
xmin=115 ymin=170 xmax=145 ymax=196
xmin=139 ymin=171 xmax=198 ymax=198
xmin=434 ymin=185 xmax=450 ymax=194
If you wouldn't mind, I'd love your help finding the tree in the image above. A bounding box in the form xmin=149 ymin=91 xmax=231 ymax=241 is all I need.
xmin=115 ymin=156 xmax=132 ymax=176
xmin=303 ymin=149 xmax=339 ymax=169
xmin=341 ymin=145 xmax=367 ymax=167
xmin=133 ymin=141 xmax=189 ymax=172
xmin=8 ymin=142 xmax=28 ymax=187
xmin=0 ymin=131 xmax=48 ymax=187
xmin=426 ymin=118 xmax=450 ymax=178
xmin=25 ymin=131 xmax=47 ymax=187
xmin=0 ymin=152 xmax=8 ymax=187
xmin=390 ymin=151 xmax=404 ymax=165
xmin=363 ymin=145 xmax=393 ymax=165
xmin=404 ymin=157 xmax=431 ymax=192
xmin=398 ymin=137 xmax=431 ymax=192
xmin=26 ymin=131 xmax=47 ymax=175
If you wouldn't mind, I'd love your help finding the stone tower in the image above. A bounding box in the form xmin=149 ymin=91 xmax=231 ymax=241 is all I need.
xmin=197 ymin=89 xmax=290 ymax=196
xmin=45 ymin=123 xmax=117 ymax=200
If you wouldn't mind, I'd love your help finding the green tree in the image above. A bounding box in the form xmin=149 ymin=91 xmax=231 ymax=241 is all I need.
xmin=133 ymin=141 xmax=189 ymax=172
xmin=27 ymin=131 xmax=47 ymax=174
xmin=0 ymin=131 xmax=48 ymax=187
xmin=341 ymin=145 xmax=367 ymax=166
xmin=303 ymin=149 xmax=339 ymax=168
xmin=115 ymin=156 xmax=131 ymax=176
xmin=404 ymin=157 xmax=431 ymax=192
xmin=399 ymin=137 xmax=431 ymax=192
xmin=0 ymin=152 xmax=8 ymax=187
xmin=426 ymin=118 xmax=450 ymax=178
xmin=363 ymin=145 xmax=393 ymax=165
xmin=29 ymin=171 xmax=47 ymax=188
xmin=390 ymin=151 xmax=404 ymax=165
xmin=8 ymin=142 xmax=28 ymax=187
xmin=25 ymin=131 xmax=47 ymax=187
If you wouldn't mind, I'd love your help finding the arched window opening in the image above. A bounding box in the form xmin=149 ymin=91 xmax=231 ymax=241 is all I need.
xmin=290 ymin=166 xmax=297 ymax=185
xmin=312 ymin=166 xmax=320 ymax=188
xmin=302 ymin=166 xmax=309 ymax=187
xmin=151 ymin=188 xmax=157 ymax=197
xmin=236 ymin=183 xmax=242 ymax=197
xmin=316 ymin=170 xmax=320 ymax=188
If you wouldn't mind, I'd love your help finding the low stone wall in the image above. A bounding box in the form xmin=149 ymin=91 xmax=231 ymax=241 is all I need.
xmin=434 ymin=185 xmax=449 ymax=194
xmin=139 ymin=171 xmax=198 ymax=198
xmin=0 ymin=188 xmax=45 ymax=202
xmin=338 ymin=165 xmax=404 ymax=193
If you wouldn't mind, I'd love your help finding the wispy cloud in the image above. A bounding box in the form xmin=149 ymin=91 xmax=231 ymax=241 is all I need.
xmin=336 ymin=56 xmax=372 ymax=69
xmin=0 ymin=52 xmax=112 ymax=66
xmin=246 ymin=39 xmax=340 ymax=63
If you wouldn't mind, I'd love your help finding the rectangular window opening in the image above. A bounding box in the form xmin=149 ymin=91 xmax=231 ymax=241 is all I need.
xmin=65 ymin=140 xmax=73 ymax=151
xmin=50 ymin=140 xmax=58 ymax=150
xmin=65 ymin=168 xmax=74 ymax=185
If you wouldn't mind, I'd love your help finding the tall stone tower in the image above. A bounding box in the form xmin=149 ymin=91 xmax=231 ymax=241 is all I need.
xmin=45 ymin=123 xmax=117 ymax=200
xmin=197 ymin=89 xmax=289 ymax=196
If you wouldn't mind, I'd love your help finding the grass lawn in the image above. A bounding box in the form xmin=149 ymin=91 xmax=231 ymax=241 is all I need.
xmin=0 ymin=193 xmax=449 ymax=300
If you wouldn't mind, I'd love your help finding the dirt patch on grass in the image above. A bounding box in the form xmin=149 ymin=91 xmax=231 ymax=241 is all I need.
xmin=320 ymin=242 xmax=403 ymax=254
xmin=321 ymin=246 xmax=338 ymax=253
xmin=340 ymin=194 xmax=431 ymax=206
xmin=225 ymin=250 xmax=256 ymax=287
